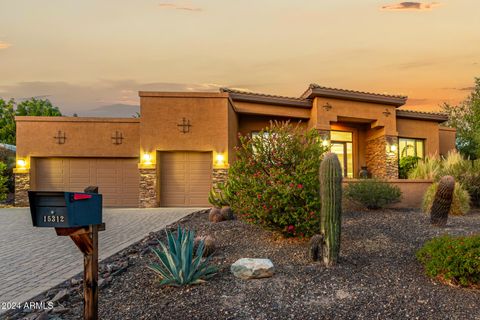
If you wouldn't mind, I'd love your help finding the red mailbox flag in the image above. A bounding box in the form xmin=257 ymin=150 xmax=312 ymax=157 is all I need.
xmin=73 ymin=194 xmax=93 ymax=201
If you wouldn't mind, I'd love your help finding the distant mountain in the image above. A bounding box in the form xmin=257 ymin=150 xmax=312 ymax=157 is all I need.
xmin=78 ymin=104 xmax=140 ymax=117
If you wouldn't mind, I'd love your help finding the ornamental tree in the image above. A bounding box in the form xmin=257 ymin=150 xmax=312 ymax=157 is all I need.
xmin=225 ymin=121 xmax=327 ymax=237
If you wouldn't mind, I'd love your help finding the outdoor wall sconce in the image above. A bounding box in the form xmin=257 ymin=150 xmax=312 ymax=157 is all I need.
xmin=388 ymin=144 xmax=397 ymax=154
xmin=322 ymin=103 xmax=332 ymax=111
xmin=17 ymin=159 xmax=27 ymax=168
xmin=142 ymin=153 xmax=153 ymax=165
xmin=321 ymin=139 xmax=330 ymax=147
xmin=215 ymin=154 xmax=225 ymax=167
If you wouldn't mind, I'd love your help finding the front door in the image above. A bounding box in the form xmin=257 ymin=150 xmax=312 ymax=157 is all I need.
xmin=330 ymin=131 xmax=353 ymax=178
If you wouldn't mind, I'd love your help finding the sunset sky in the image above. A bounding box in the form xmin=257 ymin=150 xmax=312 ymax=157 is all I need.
xmin=0 ymin=0 xmax=479 ymax=116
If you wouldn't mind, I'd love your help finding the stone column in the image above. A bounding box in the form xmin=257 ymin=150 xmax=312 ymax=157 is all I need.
xmin=365 ymin=135 xmax=399 ymax=179
xmin=139 ymin=168 xmax=158 ymax=208
xmin=14 ymin=172 xmax=30 ymax=207
xmin=385 ymin=135 xmax=399 ymax=179
xmin=212 ymin=168 xmax=228 ymax=191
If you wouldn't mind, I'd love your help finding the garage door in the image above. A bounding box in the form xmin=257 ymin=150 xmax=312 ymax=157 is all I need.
xmin=160 ymin=152 xmax=212 ymax=207
xmin=34 ymin=158 xmax=139 ymax=207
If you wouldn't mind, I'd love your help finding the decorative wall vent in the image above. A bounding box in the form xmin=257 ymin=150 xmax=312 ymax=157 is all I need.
xmin=54 ymin=131 xmax=66 ymax=144
xmin=111 ymin=131 xmax=124 ymax=145
xmin=177 ymin=117 xmax=192 ymax=134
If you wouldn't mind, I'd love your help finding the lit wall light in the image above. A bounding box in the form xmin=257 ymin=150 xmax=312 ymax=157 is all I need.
xmin=321 ymin=139 xmax=330 ymax=147
xmin=17 ymin=159 xmax=27 ymax=168
xmin=215 ymin=154 xmax=225 ymax=166
xmin=142 ymin=153 xmax=152 ymax=165
xmin=389 ymin=144 xmax=397 ymax=153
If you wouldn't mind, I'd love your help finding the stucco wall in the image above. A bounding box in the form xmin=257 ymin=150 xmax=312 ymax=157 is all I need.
xmin=139 ymin=92 xmax=230 ymax=166
xmin=396 ymin=118 xmax=440 ymax=156
xmin=16 ymin=117 xmax=140 ymax=163
xmin=344 ymin=179 xmax=433 ymax=209
xmin=228 ymin=100 xmax=239 ymax=164
xmin=237 ymin=114 xmax=307 ymax=136
xmin=439 ymin=126 xmax=456 ymax=156
xmin=233 ymin=101 xmax=310 ymax=119
xmin=313 ymin=97 xmax=397 ymax=135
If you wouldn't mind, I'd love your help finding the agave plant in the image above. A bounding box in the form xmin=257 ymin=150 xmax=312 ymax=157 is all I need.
xmin=148 ymin=226 xmax=217 ymax=286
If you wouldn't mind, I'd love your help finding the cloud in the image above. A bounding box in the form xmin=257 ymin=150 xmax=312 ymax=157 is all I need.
xmin=159 ymin=2 xmax=202 ymax=12
xmin=381 ymin=2 xmax=442 ymax=11
xmin=0 ymin=80 xmax=225 ymax=116
xmin=0 ymin=41 xmax=12 ymax=50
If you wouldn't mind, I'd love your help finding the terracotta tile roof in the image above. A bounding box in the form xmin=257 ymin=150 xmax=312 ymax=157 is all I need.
xmin=396 ymin=109 xmax=448 ymax=122
xmin=305 ymin=84 xmax=408 ymax=100
xmin=220 ymin=87 xmax=308 ymax=102
xmin=220 ymin=87 xmax=312 ymax=108
xmin=301 ymin=84 xmax=408 ymax=107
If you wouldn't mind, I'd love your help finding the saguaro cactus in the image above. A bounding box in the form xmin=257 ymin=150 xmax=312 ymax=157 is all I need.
xmin=319 ymin=152 xmax=343 ymax=266
xmin=430 ymin=175 xmax=455 ymax=227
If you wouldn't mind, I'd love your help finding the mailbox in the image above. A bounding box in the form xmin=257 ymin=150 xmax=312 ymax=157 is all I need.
xmin=28 ymin=191 xmax=103 ymax=228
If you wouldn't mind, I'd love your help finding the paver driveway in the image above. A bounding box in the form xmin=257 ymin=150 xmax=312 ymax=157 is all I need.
xmin=0 ymin=207 xmax=201 ymax=306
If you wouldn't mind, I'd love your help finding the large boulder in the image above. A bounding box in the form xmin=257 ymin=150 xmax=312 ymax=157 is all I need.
xmin=230 ymin=258 xmax=274 ymax=279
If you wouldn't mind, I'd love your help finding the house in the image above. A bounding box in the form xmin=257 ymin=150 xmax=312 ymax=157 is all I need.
xmin=13 ymin=84 xmax=456 ymax=208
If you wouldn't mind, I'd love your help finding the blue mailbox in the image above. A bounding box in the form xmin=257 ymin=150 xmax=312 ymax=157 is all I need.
xmin=28 ymin=191 xmax=103 ymax=228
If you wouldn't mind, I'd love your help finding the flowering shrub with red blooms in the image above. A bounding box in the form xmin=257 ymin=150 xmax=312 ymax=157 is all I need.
xmin=225 ymin=121 xmax=327 ymax=237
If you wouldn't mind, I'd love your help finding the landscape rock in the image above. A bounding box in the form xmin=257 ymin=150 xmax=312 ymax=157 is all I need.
xmin=34 ymin=312 xmax=49 ymax=320
xmin=230 ymin=258 xmax=274 ymax=279
xmin=50 ymin=289 xmax=69 ymax=303
xmin=209 ymin=207 xmax=224 ymax=223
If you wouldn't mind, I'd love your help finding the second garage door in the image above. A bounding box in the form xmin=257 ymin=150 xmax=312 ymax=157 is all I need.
xmin=34 ymin=158 xmax=139 ymax=207
xmin=160 ymin=151 xmax=212 ymax=207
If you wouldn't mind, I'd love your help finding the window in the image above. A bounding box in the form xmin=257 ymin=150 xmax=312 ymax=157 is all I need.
xmin=399 ymin=138 xmax=424 ymax=159
xmin=330 ymin=131 xmax=354 ymax=178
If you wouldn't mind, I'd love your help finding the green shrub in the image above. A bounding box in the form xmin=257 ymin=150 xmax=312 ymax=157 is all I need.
xmin=0 ymin=148 xmax=15 ymax=193
xmin=417 ymin=235 xmax=480 ymax=287
xmin=399 ymin=155 xmax=420 ymax=179
xmin=408 ymin=156 xmax=442 ymax=180
xmin=422 ymin=181 xmax=470 ymax=216
xmin=226 ymin=121 xmax=327 ymax=237
xmin=148 ymin=226 xmax=217 ymax=286
xmin=344 ymin=179 xmax=402 ymax=210
xmin=208 ymin=184 xmax=229 ymax=208
xmin=0 ymin=162 xmax=8 ymax=202
xmin=409 ymin=151 xmax=480 ymax=206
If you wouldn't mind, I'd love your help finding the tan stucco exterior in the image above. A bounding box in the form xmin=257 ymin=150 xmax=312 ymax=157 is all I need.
xmin=439 ymin=126 xmax=457 ymax=156
xmin=139 ymin=92 xmax=230 ymax=168
xmin=16 ymin=117 xmax=140 ymax=168
xmin=396 ymin=118 xmax=439 ymax=156
xmin=14 ymin=84 xmax=457 ymax=208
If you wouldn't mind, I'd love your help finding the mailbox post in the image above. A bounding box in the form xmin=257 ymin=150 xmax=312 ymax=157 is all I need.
xmin=28 ymin=187 xmax=104 ymax=320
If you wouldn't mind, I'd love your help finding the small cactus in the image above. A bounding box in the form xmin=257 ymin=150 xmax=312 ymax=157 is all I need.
xmin=309 ymin=234 xmax=323 ymax=262
xmin=430 ymin=175 xmax=455 ymax=227
xmin=221 ymin=206 xmax=234 ymax=220
xmin=194 ymin=235 xmax=216 ymax=257
xmin=319 ymin=152 xmax=343 ymax=266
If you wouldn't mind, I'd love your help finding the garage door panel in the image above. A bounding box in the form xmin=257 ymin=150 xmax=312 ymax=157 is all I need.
xmin=35 ymin=158 xmax=139 ymax=207
xmin=160 ymin=151 xmax=211 ymax=207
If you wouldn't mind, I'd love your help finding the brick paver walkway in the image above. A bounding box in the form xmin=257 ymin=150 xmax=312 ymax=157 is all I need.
xmin=0 ymin=207 xmax=201 ymax=307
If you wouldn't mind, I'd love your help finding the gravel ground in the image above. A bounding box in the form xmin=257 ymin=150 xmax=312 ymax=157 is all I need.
xmin=4 ymin=209 xmax=480 ymax=320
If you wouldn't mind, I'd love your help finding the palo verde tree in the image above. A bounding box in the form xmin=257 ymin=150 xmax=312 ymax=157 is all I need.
xmin=442 ymin=77 xmax=480 ymax=159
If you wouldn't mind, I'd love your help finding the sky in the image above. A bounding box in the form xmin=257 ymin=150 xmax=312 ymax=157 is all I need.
xmin=0 ymin=0 xmax=479 ymax=116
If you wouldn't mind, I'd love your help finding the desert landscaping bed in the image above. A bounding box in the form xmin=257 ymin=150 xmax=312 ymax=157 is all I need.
xmin=5 ymin=208 xmax=480 ymax=320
